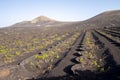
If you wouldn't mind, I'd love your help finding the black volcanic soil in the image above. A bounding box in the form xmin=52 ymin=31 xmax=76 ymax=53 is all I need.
xmin=34 ymin=29 xmax=120 ymax=80
xmin=0 ymin=10 xmax=120 ymax=80
xmin=44 ymin=31 xmax=85 ymax=78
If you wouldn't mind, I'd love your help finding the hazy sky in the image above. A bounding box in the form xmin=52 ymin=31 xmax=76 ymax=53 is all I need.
xmin=0 ymin=0 xmax=120 ymax=27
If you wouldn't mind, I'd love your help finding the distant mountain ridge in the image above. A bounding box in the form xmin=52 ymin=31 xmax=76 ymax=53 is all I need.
xmin=11 ymin=10 xmax=120 ymax=28
xmin=12 ymin=16 xmax=60 ymax=27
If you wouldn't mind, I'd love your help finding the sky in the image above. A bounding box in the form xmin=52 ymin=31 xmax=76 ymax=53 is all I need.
xmin=0 ymin=0 xmax=120 ymax=27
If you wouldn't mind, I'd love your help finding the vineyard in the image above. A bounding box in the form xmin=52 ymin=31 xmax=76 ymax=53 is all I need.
xmin=0 ymin=10 xmax=120 ymax=80
xmin=0 ymin=26 xmax=120 ymax=80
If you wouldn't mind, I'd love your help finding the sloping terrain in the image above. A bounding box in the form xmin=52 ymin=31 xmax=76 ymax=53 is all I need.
xmin=0 ymin=10 xmax=120 ymax=80
xmin=75 ymin=10 xmax=120 ymax=29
